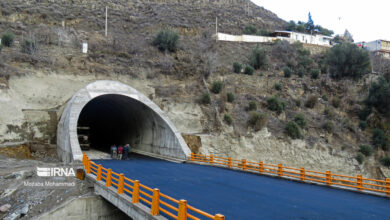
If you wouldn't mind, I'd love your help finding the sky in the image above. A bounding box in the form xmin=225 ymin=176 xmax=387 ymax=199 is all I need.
xmin=252 ymin=0 xmax=390 ymax=42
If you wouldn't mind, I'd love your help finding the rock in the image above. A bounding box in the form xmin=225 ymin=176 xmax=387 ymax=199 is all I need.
xmin=19 ymin=204 xmax=29 ymax=215
xmin=4 ymin=212 xmax=20 ymax=220
xmin=0 ymin=204 xmax=11 ymax=212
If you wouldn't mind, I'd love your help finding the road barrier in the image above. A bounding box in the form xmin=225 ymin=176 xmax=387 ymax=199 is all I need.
xmin=82 ymin=153 xmax=224 ymax=220
xmin=189 ymin=153 xmax=390 ymax=196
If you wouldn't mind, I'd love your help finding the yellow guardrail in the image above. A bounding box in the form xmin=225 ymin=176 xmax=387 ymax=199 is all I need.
xmin=83 ymin=153 xmax=225 ymax=220
xmin=189 ymin=153 xmax=390 ymax=196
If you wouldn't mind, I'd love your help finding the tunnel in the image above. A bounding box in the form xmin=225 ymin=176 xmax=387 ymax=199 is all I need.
xmin=57 ymin=80 xmax=190 ymax=163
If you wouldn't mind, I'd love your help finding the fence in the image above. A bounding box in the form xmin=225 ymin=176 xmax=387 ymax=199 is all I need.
xmin=189 ymin=153 xmax=390 ymax=196
xmin=82 ymin=153 xmax=224 ymax=220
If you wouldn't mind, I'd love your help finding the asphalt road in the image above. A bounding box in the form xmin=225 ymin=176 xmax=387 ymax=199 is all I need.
xmin=94 ymin=154 xmax=390 ymax=220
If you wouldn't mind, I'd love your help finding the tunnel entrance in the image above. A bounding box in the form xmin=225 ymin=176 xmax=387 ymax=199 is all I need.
xmin=77 ymin=94 xmax=150 ymax=153
xmin=57 ymin=80 xmax=190 ymax=163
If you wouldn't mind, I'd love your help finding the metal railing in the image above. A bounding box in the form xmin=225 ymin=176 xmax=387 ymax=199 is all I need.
xmin=83 ymin=153 xmax=225 ymax=220
xmin=189 ymin=153 xmax=390 ymax=196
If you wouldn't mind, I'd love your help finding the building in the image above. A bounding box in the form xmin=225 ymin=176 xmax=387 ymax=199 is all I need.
xmin=272 ymin=30 xmax=333 ymax=46
xmin=360 ymin=40 xmax=390 ymax=58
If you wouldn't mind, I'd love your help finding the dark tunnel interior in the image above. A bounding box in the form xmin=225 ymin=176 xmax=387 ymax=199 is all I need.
xmin=77 ymin=94 xmax=149 ymax=153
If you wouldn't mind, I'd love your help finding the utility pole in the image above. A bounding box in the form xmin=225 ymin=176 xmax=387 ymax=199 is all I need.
xmin=215 ymin=17 xmax=218 ymax=42
xmin=105 ymin=6 xmax=108 ymax=37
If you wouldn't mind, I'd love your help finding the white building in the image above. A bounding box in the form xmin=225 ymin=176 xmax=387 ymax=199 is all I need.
xmin=361 ymin=40 xmax=390 ymax=58
xmin=272 ymin=30 xmax=333 ymax=46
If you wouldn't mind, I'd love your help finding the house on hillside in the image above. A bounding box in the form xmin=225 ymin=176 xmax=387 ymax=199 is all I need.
xmin=358 ymin=40 xmax=390 ymax=58
xmin=271 ymin=30 xmax=333 ymax=46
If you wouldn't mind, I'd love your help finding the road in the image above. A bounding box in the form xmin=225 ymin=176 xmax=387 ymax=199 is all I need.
xmin=94 ymin=154 xmax=390 ymax=220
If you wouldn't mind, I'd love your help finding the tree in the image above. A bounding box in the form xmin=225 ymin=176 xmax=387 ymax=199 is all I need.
xmin=366 ymin=77 xmax=390 ymax=117
xmin=306 ymin=12 xmax=314 ymax=33
xmin=343 ymin=29 xmax=354 ymax=43
xmin=152 ymin=29 xmax=179 ymax=52
xmin=248 ymin=46 xmax=268 ymax=70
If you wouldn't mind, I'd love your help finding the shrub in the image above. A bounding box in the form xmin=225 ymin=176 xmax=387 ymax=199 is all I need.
xmin=305 ymin=95 xmax=317 ymax=108
xmin=294 ymin=113 xmax=306 ymax=129
xmin=0 ymin=45 xmax=2 ymax=53
xmin=248 ymin=112 xmax=268 ymax=131
xmin=244 ymin=65 xmax=254 ymax=75
xmin=227 ymin=92 xmax=234 ymax=103
xmin=323 ymin=121 xmax=334 ymax=133
xmin=326 ymin=43 xmax=371 ymax=79
xmin=274 ymin=83 xmax=282 ymax=91
xmin=267 ymin=97 xmax=285 ymax=114
xmin=310 ymin=69 xmax=319 ymax=79
xmin=248 ymin=101 xmax=257 ymax=111
xmin=297 ymin=66 xmax=305 ymax=77
xmin=243 ymin=25 xmax=257 ymax=35
xmin=283 ymin=66 xmax=292 ymax=78
xmin=380 ymin=157 xmax=390 ymax=167
xmin=248 ymin=46 xmax=268 ymax=70
xmin=224 ymin=114 xmax=233 ymax=125
xmin=21 ymin=39 xmax=37 ymax=54
xmin=372 ymin=128 xmax=389 ymax=150
xmin=285 ymin=121 xmax=303 ymax=139
xmin=233 ymin=62 xmax=242 ymax=73
xmin=365 ymin=77 xmax=390 ymax=117
xmin=201 ymin=93 xmax=211 ymax=104
xmin=298 ymin=55 xmax=313 ymax=70
xmin=211 ymin=81 xmax=223 ymax=94
xmin=359 ymin=121 xmax=367 ymax=131
xmin=1 ymin=32 xmax=14 ymax=47
xmin=331 ymin=97 xmax=341 ymax=108
xmin=295 ymin=99 xmax=301 ymax=107
xmin=359 ymin=145 xmax=372 ymax=157
xmin=359 ymin=107 xmax=372 ymax=120
xmin=356 ymin=152 xmax=364 ymax=164
xmin=322 ymin=95 xmax=328 ymax=102
xmin=152 ymin=29 xmax=179 ymax=52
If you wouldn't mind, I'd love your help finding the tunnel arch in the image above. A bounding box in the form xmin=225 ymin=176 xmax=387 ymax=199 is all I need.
xmin=57 ymin=80 xmax=190 ymax=163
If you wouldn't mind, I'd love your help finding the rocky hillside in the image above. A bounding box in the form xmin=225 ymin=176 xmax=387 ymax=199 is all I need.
xmin=0 ymin=0 xmax=389 ymax=181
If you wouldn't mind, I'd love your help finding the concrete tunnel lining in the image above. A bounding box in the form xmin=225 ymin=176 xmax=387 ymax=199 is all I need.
xmin=57 ymin=80 xmax=191 ymax=163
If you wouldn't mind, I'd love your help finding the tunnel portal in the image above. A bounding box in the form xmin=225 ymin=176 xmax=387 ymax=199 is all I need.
xmin=57 ymin=80 xmax=190 ymax=163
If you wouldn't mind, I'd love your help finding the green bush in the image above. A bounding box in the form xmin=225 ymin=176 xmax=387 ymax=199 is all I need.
xmin=211 ymin=81 xmax=223 ymax=94
xmin=285 ymin=121 xmax=303 ymax=139
xmin=233 ymin=62 xmax=242 ymax=73
xmin=356 ymin=152 xmax=364 ymax=164
xmin=274 ymin=83 xmax=282 ymax=91
xmin=224 ymin=114 xmax=233 ymax=125
xmin=359 ymin=145 xmax=372 ymax=157
xmin=331 ymin=97 xmax=341 ymax=108
xmin=359 ymin=121 xmax=367 ymax=131
xmin=0 ymin=45 xmax=2 ymax=53
xmin=326 ymin=43 xmax=371 ymax=79
xmin=310 ymin=69 xmax=320 ymax=79
xmin=1 ymin=32 xmax=14 ymax=47
xmin=305 ymin=95 xmax=317 ymax=108
xmin=380 ymin=157 xmax=390 ymax=167
xmin=267 ymin=97 xmax=285 ymax=114
xmin=372 ymin=128 xmax=389 ymax=150
xmin=322 ymin=95 xmax=328 ymax=101
xmin=295 ymin=99 xmax=301 ymax=107
xmin=152 ymin=29 xmax=179 ymax=52
xmin=283 ymin=66 xmax=292 ymax=78
xmin=297 ymin=66 xmax=305 ymax=77
xmin=243 ymin=25 xmax=257 ymax=35
xmin=248 ymin=101 xmax=257 ymax=111
xmin=248 ymin=112 xmax=268 ymax=131
xmin=359 ymin=107 xmax=372 ymax=120
xmin=294 ymin=113 xmax=306 ymax=129
xmin=323 ymin=121 xmax=334 ymax=133
xmin=21 ymin=39 xmax=37 ymax=54
xmin=227 ymin=92 xmax=234 ymax=103
xmin=201 ymin=93 xmax=211 ymax=104
xmin=365 ymin=77 xmax=390 ymax=117
xmin=298 ymin=55 xmax=313 ymax=70
xmin=244 ymin=65 xmax=254 ymax=75
xmin=248 ymin=47 xmax=268 ymax=70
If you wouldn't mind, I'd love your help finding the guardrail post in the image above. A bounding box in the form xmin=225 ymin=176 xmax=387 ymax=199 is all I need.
xmin=278 ymin=164 xmax=283 ymax=177
xmin=242 ymin=159 xmax=246 ymax=170
xmin=386 ymin=178 xmax=390 ymax=196
xmin=210 ymin=154 xmax=214 ymax=164
xmin=151 ymin=188 xmax=160 ymax=216
xmin=326 ymin=171 xmax=331 ymax=186
xmin=86 ymin=159 xmax=91 ymax=174
xmin=214 ymin=214 xmax=225 ymax=220
xmin=97 ymin=165 xmax=102 ymax=181
xmin=300 ymin=167 xmax=305 ymax=181
xmin=228 ymin=157 xmax=232 ymax=168
xmin=118 ymin=173 xmax=124 ymax=194
xmin=259 ymin=161 xmax=264 ymax=173
xmin=357 ymin=174 xmax=363 ymax=190
xmin=178 ymin=200 xmax=187 ymax=220
xmin=132 ymin=180 xmax=140 ymax=203
xmin=106 ymin=169 xmax=112 ymax=187
xmin=191 ymin=152 xmax=194 ymax=161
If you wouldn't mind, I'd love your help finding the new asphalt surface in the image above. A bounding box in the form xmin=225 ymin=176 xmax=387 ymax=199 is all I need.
xmin=93 ymin=154 xmax=390 ymax=220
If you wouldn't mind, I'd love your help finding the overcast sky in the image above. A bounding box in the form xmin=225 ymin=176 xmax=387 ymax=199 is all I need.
xmin=252 ymin=0 xmax=389 ymax=42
